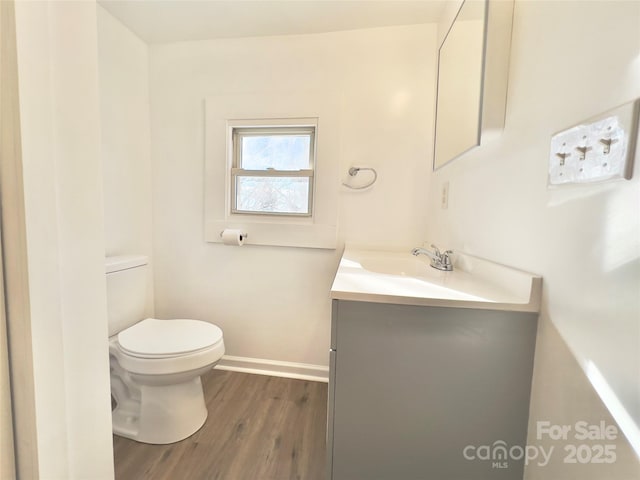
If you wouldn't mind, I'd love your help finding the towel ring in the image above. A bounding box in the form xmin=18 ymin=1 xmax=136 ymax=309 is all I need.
xmin=342 ymin=167 xmax=378 ymax=190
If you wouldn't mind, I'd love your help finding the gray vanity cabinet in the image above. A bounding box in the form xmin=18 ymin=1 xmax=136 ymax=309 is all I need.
xmin=327 ymin=299 xmax=537 ymax=480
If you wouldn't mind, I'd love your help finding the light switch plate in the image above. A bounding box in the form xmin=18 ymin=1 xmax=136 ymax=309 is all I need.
xmin=548 ymin=100 xmax=639 ymax=186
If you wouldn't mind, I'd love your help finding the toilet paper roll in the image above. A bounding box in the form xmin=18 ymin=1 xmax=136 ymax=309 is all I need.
xmin=221 ymin=229 xmax=246 ymax=246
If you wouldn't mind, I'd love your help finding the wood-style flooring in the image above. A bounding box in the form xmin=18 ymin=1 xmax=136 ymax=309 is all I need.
xmin=113 ymin=370 xmax=328 ymax=480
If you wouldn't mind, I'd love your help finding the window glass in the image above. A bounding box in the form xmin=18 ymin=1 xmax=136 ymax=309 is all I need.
xmin=241 ymin=135 xmax=311 ymax=170
xmin=235 ymin=176 xmax=310 ymax=215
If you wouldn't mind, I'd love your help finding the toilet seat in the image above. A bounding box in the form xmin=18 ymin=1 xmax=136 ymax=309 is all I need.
xmin=111 ymin=318 xmax=225 ymax=376
xmin=118 ymin=318 xmax=223 ymax=359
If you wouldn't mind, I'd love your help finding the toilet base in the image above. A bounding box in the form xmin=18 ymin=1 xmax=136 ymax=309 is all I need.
xmin=112 ymin=376 xmax=208 ymax=444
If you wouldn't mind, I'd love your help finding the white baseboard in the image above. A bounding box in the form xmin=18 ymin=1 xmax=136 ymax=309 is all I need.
xmin=215 ymin=355 xmax=329 ymax=383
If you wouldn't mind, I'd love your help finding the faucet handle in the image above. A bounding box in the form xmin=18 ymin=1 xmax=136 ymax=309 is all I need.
xmin=430 ymin=244 xmax=442 ymax=257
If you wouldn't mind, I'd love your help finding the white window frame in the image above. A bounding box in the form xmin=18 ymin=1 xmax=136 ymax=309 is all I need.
xmin=230 ymin=124 xmax=316 ymax=217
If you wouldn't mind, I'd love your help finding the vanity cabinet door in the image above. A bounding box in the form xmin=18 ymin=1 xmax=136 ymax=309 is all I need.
xmin=329 ymin=300 xmax=536 ymax=480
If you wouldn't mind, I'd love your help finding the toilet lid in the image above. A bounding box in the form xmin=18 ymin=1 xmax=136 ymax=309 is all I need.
xmin=117 ymin=318 xmax=223 ymax=358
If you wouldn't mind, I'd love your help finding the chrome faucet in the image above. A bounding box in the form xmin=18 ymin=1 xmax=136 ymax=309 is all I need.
xmin=411 ymin=244 xmax=454 ymax=271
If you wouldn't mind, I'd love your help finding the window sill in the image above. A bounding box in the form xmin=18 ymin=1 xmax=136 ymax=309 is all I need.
xmin=205 ymin=220 xmax=336 ymax=249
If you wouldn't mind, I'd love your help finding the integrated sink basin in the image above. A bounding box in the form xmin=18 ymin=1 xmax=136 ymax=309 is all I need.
xmin=331 ymin=247 xmax=542 ymax=312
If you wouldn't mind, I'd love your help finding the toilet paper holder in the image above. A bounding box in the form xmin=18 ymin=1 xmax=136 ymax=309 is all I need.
xmin=219 ymin=231 xmax=248 ymax=239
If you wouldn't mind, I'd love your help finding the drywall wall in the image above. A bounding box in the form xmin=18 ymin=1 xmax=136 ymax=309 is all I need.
xmin=0 ymin=261 xmax=15 ymax=480
xmin=0 ymin=1 xmax=38 ymax=476
xmin=0 ymin=2 xmax=20 ymax=476
xmin=97 ymin=5 xmax=154 ymax=316
xmin=98 ymin=5 xmax=153 ymax=259
xmin=14 ymin=1 xmax=114 ymax=478
xmin=437 ymin=0 xmax=463 ymax=46
xmin=427 ymin=0 xmax=640 ymax=477
xmin=149 ymin=24 xmax=435 ymax=372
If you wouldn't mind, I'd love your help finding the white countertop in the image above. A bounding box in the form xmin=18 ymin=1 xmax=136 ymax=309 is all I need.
xmin=330 ymin=248 xmax=542 ymax=312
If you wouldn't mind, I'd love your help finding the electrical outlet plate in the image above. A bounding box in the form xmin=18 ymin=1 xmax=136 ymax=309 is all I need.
xmin=548 ymin=100 xmax=639 ymax=186
xmin=441 ymin=181 xmax=449 ymax=209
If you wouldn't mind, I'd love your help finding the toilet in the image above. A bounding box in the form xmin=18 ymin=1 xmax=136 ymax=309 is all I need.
xmin=106 ymin=255 xmax=225 ymax=444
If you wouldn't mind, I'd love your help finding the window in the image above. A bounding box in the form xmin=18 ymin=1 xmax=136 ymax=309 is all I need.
xmin=205 ymin=94 xmax=338 ymax=249
xmin=231 ymin=125 xmax=315 ymax=216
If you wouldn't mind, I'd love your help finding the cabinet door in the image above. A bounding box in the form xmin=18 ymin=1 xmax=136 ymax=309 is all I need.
xmin=330 ymin=301 xmax=536 ymax=480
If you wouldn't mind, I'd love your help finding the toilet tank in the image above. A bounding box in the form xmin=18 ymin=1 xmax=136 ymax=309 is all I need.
xmin=106 ymin=255 xmax=149 ymax=337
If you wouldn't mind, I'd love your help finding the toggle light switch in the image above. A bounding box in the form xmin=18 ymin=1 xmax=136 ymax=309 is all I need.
xmin=575 ymin=145 xmax=592 ymax=160
xmin=599 ymin=137 xmax=618 ymax=154
xmin=556 ymin=152 xmax=570 ymax=166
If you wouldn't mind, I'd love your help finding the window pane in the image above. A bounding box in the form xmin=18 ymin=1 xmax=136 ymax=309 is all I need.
xmin=241 ymin=135 xmax=311 ymax=170
xmin=236 ymin=176 xmax=310 ymax=214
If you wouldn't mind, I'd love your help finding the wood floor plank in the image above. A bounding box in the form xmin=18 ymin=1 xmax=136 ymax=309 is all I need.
xmin=113 ymin=370 xmax=327 ymax=480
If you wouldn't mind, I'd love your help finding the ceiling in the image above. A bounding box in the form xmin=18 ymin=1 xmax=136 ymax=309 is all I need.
xmin=98 ymin=0 xmax=448 ymax=44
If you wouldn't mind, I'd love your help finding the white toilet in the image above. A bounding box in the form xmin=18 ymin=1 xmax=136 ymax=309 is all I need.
xmin=106 ymin=255 xmax=225 ymax=444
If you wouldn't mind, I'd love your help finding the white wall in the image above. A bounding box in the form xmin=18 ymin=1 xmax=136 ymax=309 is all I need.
xmin=149 ymin=24 xmax=435 ymax=370
xmin=97 ymin=5 xmax=154 ymax=317
xmin=0 ymin=268 xmax=14 ymax=480
xmin=14 ymin=1 xmax=114 ymax=478
xmin=437 ymin=0 xmax=463 ymax=46
xmin=427 ymin=0 xmax=640 ymax=477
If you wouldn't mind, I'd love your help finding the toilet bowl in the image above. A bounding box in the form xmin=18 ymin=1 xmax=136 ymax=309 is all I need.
xmin=110 ymin=318 xmax=225 ymax=444
xmin=106 ymin=255 xmax=225 ymax=444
